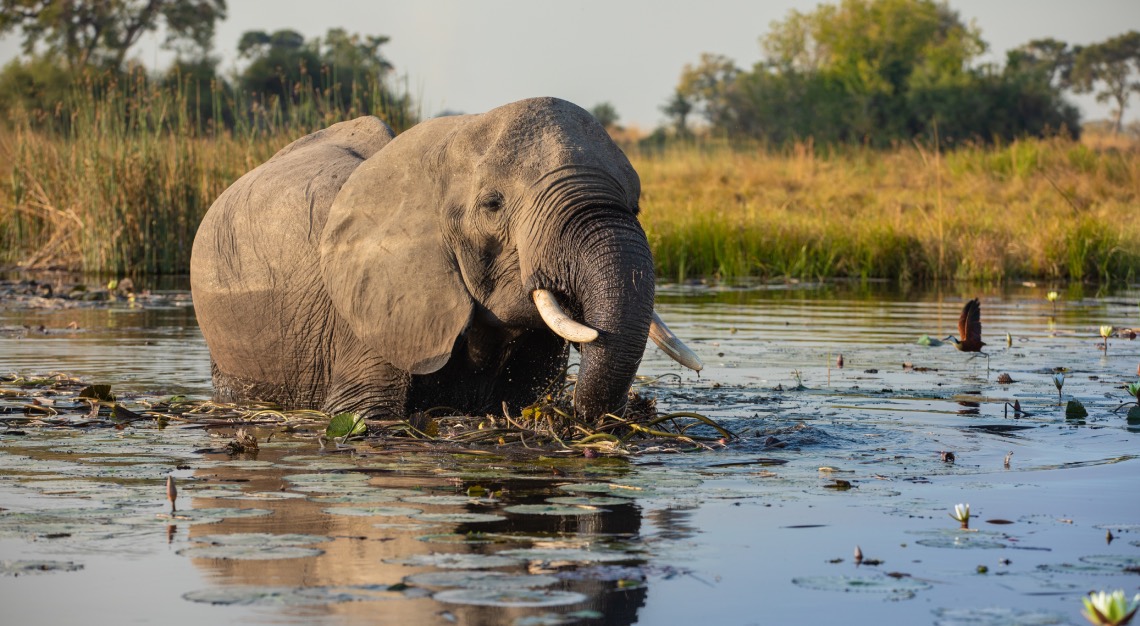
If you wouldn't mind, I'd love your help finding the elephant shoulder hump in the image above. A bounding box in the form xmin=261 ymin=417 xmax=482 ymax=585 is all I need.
xmin=272 ymin=116 xmax=395 ymax=163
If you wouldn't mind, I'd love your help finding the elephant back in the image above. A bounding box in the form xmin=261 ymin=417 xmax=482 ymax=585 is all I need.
xmin=191 ymin=116 xmax=395 ymax=395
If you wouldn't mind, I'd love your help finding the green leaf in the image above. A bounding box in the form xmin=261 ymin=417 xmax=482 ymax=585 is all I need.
xmin=1064 ymin=399 xmax=1088 ymax=419
xmin=326 ymin=412 xmax=366 ymax=438
xmin=78 ymin=384 xmax=114 ymax=402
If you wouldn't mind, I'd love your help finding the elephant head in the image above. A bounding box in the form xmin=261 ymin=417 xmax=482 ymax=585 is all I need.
xmin=318 ymin=98 xmax=700 ymax=420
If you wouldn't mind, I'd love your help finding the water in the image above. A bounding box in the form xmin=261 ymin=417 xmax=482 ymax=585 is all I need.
xmin=2 ymin=278 xmax=1139 ymax=625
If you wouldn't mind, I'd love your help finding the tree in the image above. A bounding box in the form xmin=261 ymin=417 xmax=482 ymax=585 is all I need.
xmin=1070 ymin=31 xmax=1140 ymax=134
xmin=590 ymin=102 xmax=619 ymax=129
xmin=660 ymin=89 xmax=693 ymax=136
xmin=676 ymin=53 xmax=740 ymax=129
xmin=1007 ymin=38 xmax=1073 ymax=87
xmin=0 ymin=0 xmax=227 ymax=71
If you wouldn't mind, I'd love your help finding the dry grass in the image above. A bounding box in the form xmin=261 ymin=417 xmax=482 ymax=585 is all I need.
xmin=629 ymin=136 xmax=1140 ymax=283
xmin=2 ymin=83 xmax=1138 ymax=283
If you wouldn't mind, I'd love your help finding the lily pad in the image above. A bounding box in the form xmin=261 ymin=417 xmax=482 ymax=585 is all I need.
xmin=309 ymin=489 xmax=415 ymax=504
xmin=1065 ymin=399 xmax=1088 ymax=419
xmin=412 ymin=512 xmax=506 ymax=524
xmin=497 ymin=547 xmax=640 ymax=564
xmin=434 ymin=588 xmax=587 ymax=608
xmin=931 ymin=607 xmax=1067 ymax=625
xmin=215 ymin=491 xmax=308 ymax=501
xmin=545 ymin=496 xmax=633 ymax=507
xmin=792 ymin=574 xmax=931 ymax=596
xmin=556 ymin=483 xmax=643 ymax=497
xmin=385 ymin=553 xmax=523 ymax=569
xmin=182 ymin=585 xmax=401 ymax=606
xmin=326 ymin=412 xmax=367 ymax=438
xmin=282 ymin=472 xmax=372 ymax=485
xmin=504 ymin=504 xmax=609 ymax=516
xmin=118 ymin=508 xmax=273 ymax=526
xmin=322 ymin=506 xmax=420 ymax=517
xmin=178 ymin=545 xmax=324 ymax=560
xmin=415 ymin=533 xmax=507 ymax=545
xmin=400 ymin=495 xmax=488 ymax=506
xmin=909 ymin=529 xmax=1010 ymax=550
xmin=0 ymin=559 xmax=84 ymax=575
xmin=191 ymin=533 xmax=327 ymax=546
xmin=405 ymin=571 xmax=559 ymax=589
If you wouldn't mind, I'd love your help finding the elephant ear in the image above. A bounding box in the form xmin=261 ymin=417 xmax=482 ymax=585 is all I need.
xmin=319 ymin=139 xmax=474 ymax=375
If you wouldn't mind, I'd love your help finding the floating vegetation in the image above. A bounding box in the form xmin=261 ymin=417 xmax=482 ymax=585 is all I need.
xmin=191 ymin=533 xmax=327 ymax=546
xmin=791 ymin=574 xmax=932 ymax=598
xmin=177 ymin=545 xmax=324 ymax=560
xmin=321 ymin=506 xmax=420 ymax=518
xmin=405 ymin=571 xmax=559 ymax=589
xmin=0 ymin=375 xmax=732 ymax=458
xmin=503 ymin=504 xmax=610 ymax=516
xmin=0 ymin=559 xmax=84 ymax=575
xmin=545 ymin=496 xmax=633 ymax=507
xmin=385 ymin=553 xmax=523 ymax=569
xmin=411 ymin=512 xmax=507 ymax=524
xmin=909 ymin=529 xmax=1011 ymax=550
xmin=931 ymin=606 xmax=1068 ymax=626
xmin=182 ymin=585 xmax=403 ymax=606
xmin=498 ymin=547 xmax=641 ymax=564
xmin=434 ymin=588 xmax=588 ymax=608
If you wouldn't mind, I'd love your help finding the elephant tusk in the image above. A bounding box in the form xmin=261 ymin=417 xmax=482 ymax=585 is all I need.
xmin=650 ymin=311 xmax=704 ymax=371
xmin=533 ymin=290 xmax=598 ymax=343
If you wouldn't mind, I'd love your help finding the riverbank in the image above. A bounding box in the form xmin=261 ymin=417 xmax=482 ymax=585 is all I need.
xmin=3 ymin=112 xmax=1137 ymax=282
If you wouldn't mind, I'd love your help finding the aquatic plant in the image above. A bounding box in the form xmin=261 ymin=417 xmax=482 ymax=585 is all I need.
xmin=1081 ymin=590 xmax=1139 ymax=626
xmin=1100 ymin=325 xmax=1114 ymax=354
xmin=1047 ymin=291 xmax=1060 ymax=316
xmin=950 ymin=503 xmax=971 ymax=529
xmin=1053 ymin=372 xmax=1066 ymax=405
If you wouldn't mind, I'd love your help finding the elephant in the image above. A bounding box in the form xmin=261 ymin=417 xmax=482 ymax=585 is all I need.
xmin=190 ymin=97 xmax=701 ymax=422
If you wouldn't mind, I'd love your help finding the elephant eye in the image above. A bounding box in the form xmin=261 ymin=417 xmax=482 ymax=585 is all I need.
xmin=478 ymin=191 xmax=504 ymax=213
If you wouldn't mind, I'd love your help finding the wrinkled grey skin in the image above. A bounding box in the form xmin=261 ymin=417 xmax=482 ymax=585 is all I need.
xmin=191 ymin=97 xmax=654 ymax=421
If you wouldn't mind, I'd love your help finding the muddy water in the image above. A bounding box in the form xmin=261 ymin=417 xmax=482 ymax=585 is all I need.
xmin=2 ymin=280 xmax=1139 ymax=625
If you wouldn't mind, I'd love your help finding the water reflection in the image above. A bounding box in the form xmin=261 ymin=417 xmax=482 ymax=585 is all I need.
xmin=3 ymin=277 xmax=1140 ymax=625
xmin=181 ymin=443 xmax=650 ymax=624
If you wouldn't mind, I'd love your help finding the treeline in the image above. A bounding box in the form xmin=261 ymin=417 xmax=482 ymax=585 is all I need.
xmin=657 ymin=0 xmax=1139 ymax=147
xmin=0 ymin=0 xmax=415 ymax=134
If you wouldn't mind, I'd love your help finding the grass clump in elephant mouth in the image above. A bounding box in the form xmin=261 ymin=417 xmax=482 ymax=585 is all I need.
xmin=1 ymin=373 xmax=734 ymax=457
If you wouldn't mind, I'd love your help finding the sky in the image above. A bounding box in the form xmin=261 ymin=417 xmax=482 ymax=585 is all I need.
xmin=2 ymin=0 xmax=1138 ymax=129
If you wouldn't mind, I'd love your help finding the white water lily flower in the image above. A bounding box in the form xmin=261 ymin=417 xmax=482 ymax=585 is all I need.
xmin=1046 ymin=291 xmax=1059 ymax=303
xmin=1053 ymin=373 xmax=1065 ymax=390
xmin=1100 ymin=325 xmax=1115 ymax=339
xmin=949 ymin=503 xmax=970 ymax=524
xmin=1082 ymin=590 xmax=1140 ymax=626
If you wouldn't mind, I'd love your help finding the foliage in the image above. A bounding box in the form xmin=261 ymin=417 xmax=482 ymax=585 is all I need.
xmin=673 ymin=0 xmax=1081 ymax=146
xmin=1069 ymin=31 xmax=1140 ymax=135
xmin=0 ymin=0 xmax=227 ymax=71
xmin=590 ymin=102 xmax=620 ymax=129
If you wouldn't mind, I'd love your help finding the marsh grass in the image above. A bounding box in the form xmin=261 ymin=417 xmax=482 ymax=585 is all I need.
xmin=2 ymin=77 xmax=1138 ymax=283
xmin=632 ymin=137 xmax=1140 ymax=283
xmin=0 ymin=70 xmax=410 ymax=275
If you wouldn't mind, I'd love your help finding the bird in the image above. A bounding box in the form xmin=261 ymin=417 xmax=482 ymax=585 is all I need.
xmin=944 ymin=298 xmax=989 ymax=368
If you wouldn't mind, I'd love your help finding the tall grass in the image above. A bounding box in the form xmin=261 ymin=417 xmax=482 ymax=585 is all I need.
xmin=0 ymin=69 xmax=411 ymax=275
xmin=631 ymin=137 xmax=1140 ymax=283
xmin=2 ymin=80 xmax=1138 ymax=283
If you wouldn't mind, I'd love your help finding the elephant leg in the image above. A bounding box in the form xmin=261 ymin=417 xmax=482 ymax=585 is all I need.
xmin=322 ymin=338 xmax=410 ymax=419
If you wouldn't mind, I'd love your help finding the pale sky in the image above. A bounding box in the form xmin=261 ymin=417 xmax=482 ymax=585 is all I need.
xmin=2 ymin=0 xmax=1138 ymax=128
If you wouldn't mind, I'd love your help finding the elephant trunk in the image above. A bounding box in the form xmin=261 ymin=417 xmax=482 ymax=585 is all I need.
xmin=562 ymin=217 xmax=656 ymax=422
